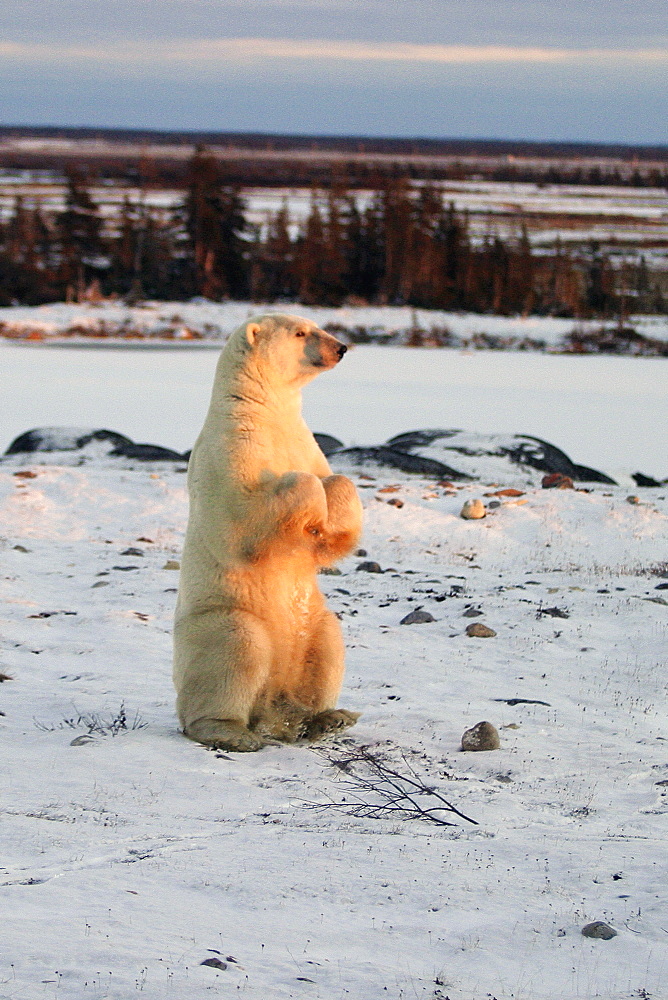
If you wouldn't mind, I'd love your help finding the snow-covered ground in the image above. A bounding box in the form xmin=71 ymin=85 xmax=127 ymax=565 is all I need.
xmin=1 ymin=328 xmax=667 ymax=999
xmin=1 ymin=443 xmax=667 ymax=1000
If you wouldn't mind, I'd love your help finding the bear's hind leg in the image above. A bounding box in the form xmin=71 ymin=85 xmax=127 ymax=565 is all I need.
xmin=175 ymin=609 xmax=273 ymax=752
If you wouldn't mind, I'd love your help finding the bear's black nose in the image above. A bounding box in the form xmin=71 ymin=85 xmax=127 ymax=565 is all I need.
xmin=337 ymin=343 xmax=347 ymax=358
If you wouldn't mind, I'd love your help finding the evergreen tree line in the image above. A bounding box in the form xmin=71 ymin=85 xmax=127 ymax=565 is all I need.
xmin=0 ymin=147 xmax=663 ymax=316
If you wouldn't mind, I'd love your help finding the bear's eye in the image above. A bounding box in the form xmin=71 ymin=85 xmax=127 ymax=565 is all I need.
xmin=295 ymin=330 xmax=307 ymax=338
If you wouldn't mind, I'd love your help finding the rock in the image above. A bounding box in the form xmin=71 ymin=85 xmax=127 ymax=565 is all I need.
xmin=163 ymin=560 xmax=180 ymax=570
xmin=626 ymin=495 xmax=640 ymax=505
xmin=542 ymin=472 xmax=574 ymax=489
xmin=3 ymin=426 xmax=188 ymax=463
xmin=355 ymin=548 xmax=367 ymax=557
xmin=200 ymin=957 xmax=228 ymax=970
xmin=356 ymin=561 xmax=382 ymax=573
xmin=120 ymin=547 xmax=144 ymax=557
xmin=385 ymin=429 xmax=616 ymax=485
xmin=330 ymin=446 xmax=468 ymax=480
xmin=460 ymin=499 xmax=486 ymax=519
xmin=632 ymin=471 xmax=663 ymax=487
xmin=4 ymin=427 xmax=132 ymax=455
xmin=466 ymin=623 xmax=496 ymax=638
xmin=313 ymin=433 xmax=345 ymax=456
xmin=581 ymin=921 xmax=617 ymax=940
xmin=462 ymin=607 xmax=483 ymax=617
xmin=13 ymin=545 xmax=30 ymax=553
xmin=319 ymin=566 xmax=342 ymax=575
xmin=461 ymin=721 xmax=500 ymax=751
xmin=386 ymin=497 xmax=404 ymax=508
xmin=400 ymin=609 xmax=436 ymax=625
xmin=110 ymin=443 xmax=185 ymax=461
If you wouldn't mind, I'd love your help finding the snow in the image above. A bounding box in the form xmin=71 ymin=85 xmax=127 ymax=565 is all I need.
xmin=2 ymin=331 xmax=667 ymax=480
xmin=1 ymin=333 xmax=667 ymax=999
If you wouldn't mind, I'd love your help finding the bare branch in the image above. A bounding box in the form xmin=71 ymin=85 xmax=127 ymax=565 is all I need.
xmin=308 ymin=742 xmax=478 ymax=828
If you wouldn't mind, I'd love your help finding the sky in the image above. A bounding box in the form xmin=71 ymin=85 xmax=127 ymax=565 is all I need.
xmin=0 ymin=0 xmax=666 ymax=144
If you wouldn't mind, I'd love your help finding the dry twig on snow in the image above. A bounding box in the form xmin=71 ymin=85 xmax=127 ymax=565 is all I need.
xmin=308 ymin=742 xmax=478 ymax=828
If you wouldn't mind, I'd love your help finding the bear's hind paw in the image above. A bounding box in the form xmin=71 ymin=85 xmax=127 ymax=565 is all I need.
xmin=186 ymin=718 xmax=265 ymax=753
xmin=302 ymin=709 xmax=360 ymax=743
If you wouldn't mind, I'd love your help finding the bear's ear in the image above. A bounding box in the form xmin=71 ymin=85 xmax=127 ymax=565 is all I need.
xmin=245 ymin=322 xmax=261 ymax=346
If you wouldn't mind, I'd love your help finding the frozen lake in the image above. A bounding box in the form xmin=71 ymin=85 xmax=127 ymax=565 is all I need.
xmin=1 ymin=341 xmax=666 ymax=480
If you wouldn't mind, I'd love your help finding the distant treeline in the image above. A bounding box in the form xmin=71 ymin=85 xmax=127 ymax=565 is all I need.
xmin=0 ymin=146 xmax=663 ymax=315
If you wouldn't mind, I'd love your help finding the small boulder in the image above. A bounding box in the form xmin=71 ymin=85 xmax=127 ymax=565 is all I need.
xmin=400 ymin=609 xmax=436 ymax=625
xmin=581 ymin=921 xmax=617 ymax=940
xmin=460 ymin=498 xmax=486 ymax=519
xmin=461 ymin=721 xmax=500 ymax=752
xmin=356 ymin=561 xmax=382 ymax=573
xmin=163 ymin=560 xmax=180 ymax=570
xmin=466 ymin=622 xmax=496 ymax=638
xmin=542 ymin=473 xmax=574 ymax=489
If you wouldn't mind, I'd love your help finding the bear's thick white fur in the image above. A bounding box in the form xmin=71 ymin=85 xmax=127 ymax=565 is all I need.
xmin=173 ymin=313 xmax=363 ymax=751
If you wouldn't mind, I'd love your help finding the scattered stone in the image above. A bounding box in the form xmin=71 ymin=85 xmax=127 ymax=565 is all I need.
xmin=462 ymin=607 xmax=483 ymax=617
xmin=355 ymin=548 xmax=367 ymax=557
xmin=12 ymin=470 xmax=38 ymax=479
xmin=494 ymin=697 xmax=551 ymax=707
xmin=461 ymin=721 xmax=500 ymax=752
xmin=112 ymin=565 xmax=139 ymax=571
xmin=484 ymin=488 xmax=525 ymax=497
xmin=163 ymin=560 xmax=180 ymax=570
xmin=13 ymin=545 xmax=30 ymax=553
xmin=400 ymin=609 xmax=436 ymax=625
xmin=466 ymin=623 xmax=496 ymax=638
xmin=319 ymin=567 xmax=342 ymax=575
xmin=656 ymin=583 xmax=668 ymax=590
xmin=581 ymin=921 xmax=617 ymax=940
xmin=536 ymin=606 xmax=570 ymax=619
xmin=0 ymin=672 xmax=13 ymax=682
xmin=120 ymin=547 xmax=144 ymax=557
xmin=386 ymin=497 xmax=404 ymax=508
xmin=92 ymin=581 xmax=110 ymax=588
xmin=200 ymin=957 xmax=228 ymax=970
xmin=460 ymin=498 xmax=486 ymax=519
xmin=542 ymin=473 xmax=574 ymax=489
xmin=356 ymin=561 xmax=382 ymax=573
xmin=487 ymin=500 xmax=501 ymax=509
xmin=626 ymin=495 xmax=640 ymax=505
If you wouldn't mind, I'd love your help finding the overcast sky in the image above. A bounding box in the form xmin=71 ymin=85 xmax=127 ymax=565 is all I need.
xmin=1 ymin=0 xmax=666 ymax=143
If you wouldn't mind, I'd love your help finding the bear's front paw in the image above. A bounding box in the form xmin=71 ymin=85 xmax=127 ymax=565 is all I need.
xmin=301 ymin=709 xmax=361 ymax=742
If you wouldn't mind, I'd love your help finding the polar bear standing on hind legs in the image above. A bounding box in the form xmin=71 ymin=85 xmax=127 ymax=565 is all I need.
xmin=173 ymin=314 xmax=363 ymax=752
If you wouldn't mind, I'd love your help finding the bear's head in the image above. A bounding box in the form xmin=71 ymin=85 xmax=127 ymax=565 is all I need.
xmin=239 ymin=314 xmax=347 ymax=388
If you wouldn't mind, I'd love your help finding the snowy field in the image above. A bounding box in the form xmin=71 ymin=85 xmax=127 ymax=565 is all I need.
xmin=1 ymin=326 xmax=667 ymax=1000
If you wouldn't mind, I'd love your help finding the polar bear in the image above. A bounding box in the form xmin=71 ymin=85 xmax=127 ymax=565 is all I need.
xmin=173 ymin=313 xmax=364 ymax=752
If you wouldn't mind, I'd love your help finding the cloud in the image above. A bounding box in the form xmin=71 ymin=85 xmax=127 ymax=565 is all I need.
xmin=1 ymin=37 xmax=667 ymax=68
